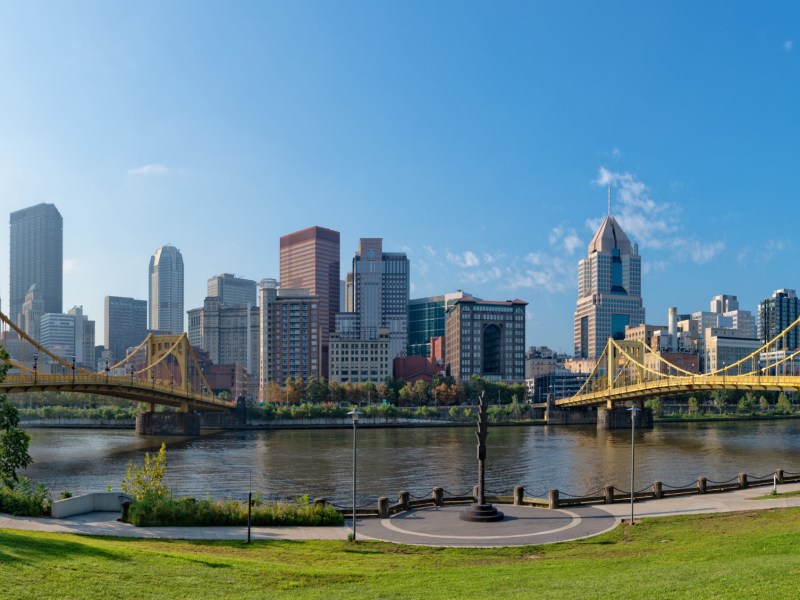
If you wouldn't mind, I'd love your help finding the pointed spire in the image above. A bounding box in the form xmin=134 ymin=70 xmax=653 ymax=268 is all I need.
xmin=607 ymin=186 xmax=612 ymax=216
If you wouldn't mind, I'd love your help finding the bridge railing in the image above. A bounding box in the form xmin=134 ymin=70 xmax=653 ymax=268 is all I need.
xmin=0 ymin=373 xmax=232 ymax=409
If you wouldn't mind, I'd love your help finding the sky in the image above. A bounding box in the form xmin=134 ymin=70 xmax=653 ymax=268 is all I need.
xmin=1 ymin=1 xmax=799 ymax=354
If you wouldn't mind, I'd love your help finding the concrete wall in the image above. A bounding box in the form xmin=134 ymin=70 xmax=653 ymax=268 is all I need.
xmin=597 ymin=406 xmax=654 ymax=430
xmin=51 ymin=492 xmax=132 ymax=519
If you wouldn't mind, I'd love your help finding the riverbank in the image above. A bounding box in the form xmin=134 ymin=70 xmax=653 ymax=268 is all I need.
xmin=3 ymin=504 xmax=800 ymax=598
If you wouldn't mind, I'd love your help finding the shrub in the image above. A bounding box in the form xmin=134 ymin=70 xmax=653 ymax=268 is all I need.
xmin=0 ymin=477 xmax=50 ymax=516
xmin=127 ymin=495 xmax=343 ymax=527
xmin=121 ymin=443 xmax=168 ymax=501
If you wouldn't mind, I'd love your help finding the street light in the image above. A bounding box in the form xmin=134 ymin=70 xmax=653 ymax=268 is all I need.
xmin=71 ymin=355 xmax=76 ymax=383
xmin=628 ymin=403 xmax=640 ymax=525
xmin=105 ymin=358 xmax=110 ymax=383
xmin=347 ymin=409 xmax=363 ymax=541
xmin=33 ymin=352 xmax=39 ymax=383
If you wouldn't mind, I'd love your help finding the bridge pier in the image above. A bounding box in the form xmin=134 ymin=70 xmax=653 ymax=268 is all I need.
xmin=136 ymin=411 xmax=200 ymax=436
xmin=597 ymin=406 xmax=653 ymax=430
xmin=545 ymin=407 xmax=597 ymax=425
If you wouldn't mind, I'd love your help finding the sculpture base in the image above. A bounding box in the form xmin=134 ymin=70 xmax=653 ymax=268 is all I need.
xmin=459 ymin=503 xmax=505 ymax=522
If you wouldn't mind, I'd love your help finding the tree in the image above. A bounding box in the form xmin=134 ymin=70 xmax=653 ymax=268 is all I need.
xmin=737 ymin=392 xmax=756 ymax=415
xmin=411 ymin=380 xmax=429 ymax=405
xmin=688 ymin=397 xmax=700 ymax=416
xmin=711 ymin=390 xmax=730 ymax=414
xmin=121 ymin=443 xmax=168 ymax=501
xmin=646 ymin=397 xmax=663 ymax=417
xmin=0 ymin=348 xmax=32 ymax=486
xmin=398 ymin=385 xmax=412 ymax=406
xmin=776 ymin=392 xmax=792 ymax=414
xmin=759 ymin=395 xmax=770 ymax=413
xmin=306 ymin=377 xmax=326 ymax=404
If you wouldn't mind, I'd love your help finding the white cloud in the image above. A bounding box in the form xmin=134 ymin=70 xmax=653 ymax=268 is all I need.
xmin=127 ymin=163 xmax=173 ymax=176
xmin=446 ymin=250 xmax=481 ymax=268
xmin=785 ymin=40 xmax=794 ymax=52
xmin=593 ymin=166 xmax=725 ymax=265
xmin=64 ymin=258 xmax=78 ymax=277
xmin=422 ymin=244 xmax=436 ymax=258
xmin=461 ymin=266 xmax=502 ymax=284
xmin=548 ymin=226 xmax=583 ymax=255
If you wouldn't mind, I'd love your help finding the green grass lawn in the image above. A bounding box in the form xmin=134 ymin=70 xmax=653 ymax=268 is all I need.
xmin=3 ymin=508 xmax=800 ymax=599
xmin=752 ymin=489 xmax=800 ymax=500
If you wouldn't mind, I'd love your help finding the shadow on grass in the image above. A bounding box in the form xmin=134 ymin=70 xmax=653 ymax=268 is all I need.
xmin=0 ymin=530 xmax=125 ymax=566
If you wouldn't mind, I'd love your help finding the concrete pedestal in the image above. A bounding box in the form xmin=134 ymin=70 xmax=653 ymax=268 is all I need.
xmin=597 ymin=406 xmax=653 ymax=430
xmin=136 ymin=412 xmax=200 ymax=435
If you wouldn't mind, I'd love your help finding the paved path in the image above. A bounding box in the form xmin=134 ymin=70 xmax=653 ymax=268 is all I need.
xmin=3 ymin=483 xmax=800 ymax=547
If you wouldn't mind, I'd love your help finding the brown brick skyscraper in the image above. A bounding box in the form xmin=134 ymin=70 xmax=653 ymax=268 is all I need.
xmin=279 ymin=226 xmax=340 ymax=378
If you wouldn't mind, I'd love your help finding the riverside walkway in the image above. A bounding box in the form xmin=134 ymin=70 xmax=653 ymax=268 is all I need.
xmin=4 ymin=483 xmax=800 ymax=547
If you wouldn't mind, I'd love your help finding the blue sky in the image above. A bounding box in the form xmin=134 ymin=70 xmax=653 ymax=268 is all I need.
xmin=1 ymin=1 xmax=799 ymax=354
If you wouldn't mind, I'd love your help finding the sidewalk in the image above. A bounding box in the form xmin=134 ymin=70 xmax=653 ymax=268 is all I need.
xmin=3 ymin=482 xmax=800 ymax=546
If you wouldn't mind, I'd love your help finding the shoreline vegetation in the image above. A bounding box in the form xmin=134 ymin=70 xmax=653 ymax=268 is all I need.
xmin=3 ymin=508 xmax=800 ymax=598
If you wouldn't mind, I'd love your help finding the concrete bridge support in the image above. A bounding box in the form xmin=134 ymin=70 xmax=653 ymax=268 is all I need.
xmin=136 ymin=411 xmax=200 ymax=435
xmin=545 ymin=407 xmax=597 ymax=425
xmin=597 ymin=406 xmax=654 ymax=430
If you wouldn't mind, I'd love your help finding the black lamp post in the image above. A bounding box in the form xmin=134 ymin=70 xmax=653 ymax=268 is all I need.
xmin=347 ymin=409 xmax=363 ymax=540
xmin=628 ymin=404 xmax=640 ymax=525
xmin=33 ymin=352 xmax=38 ymax=383
xmin=71 ymin=355 xmax=76 ymax=383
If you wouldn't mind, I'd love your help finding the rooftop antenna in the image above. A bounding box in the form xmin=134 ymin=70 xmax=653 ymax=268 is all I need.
xmin=608 ymin=186 xmax=612 ymax=216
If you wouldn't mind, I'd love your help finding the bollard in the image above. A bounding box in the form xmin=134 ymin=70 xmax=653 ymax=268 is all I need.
xmin=472 ymin=485 xmax=479 ymax=501
xmin=697 ymin=477 xmax=707 ymax=494
xmin=738 ymin=473 xmax=748 ymax=489
xmin=548 ymin=489 xmax=559 ymax=510
xmin=313 ymin=498 xmax=326 ymax=508
xmin=378 ymin=497 xmax=389 ymax=519
xmin=513 ymin=486 xmax=524 ymax=506
xmin=652 ymin=481 xmax=663 ymax=499
xmin=433 ymin=486 xmax=444 ymax=507
xmin=604 ymin=485 xmax=615 ymax=504
xmin=776 ymin=469 xmax=784 ymax=484
xmin=399 ymin=491 xmax=410 ymax=511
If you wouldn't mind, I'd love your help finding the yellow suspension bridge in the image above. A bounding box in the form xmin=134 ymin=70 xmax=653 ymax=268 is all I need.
xmin=0 ymin=310 xmax=232 ymax=414
xmin=557 ymin=315 xmax=800 ymax=409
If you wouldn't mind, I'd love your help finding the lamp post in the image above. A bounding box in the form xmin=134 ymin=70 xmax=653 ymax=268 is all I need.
xmin=33 ymin=352 xmax=38 ymax=384
xmin=105 ymin=358 xmax=110 ymax=383
xmin=71 ymin=355 xmax=76 ymax=383
xmin=628 ymin=403 xmax=640 ymax=525
xmin=347 ymin=409 xmax=363 ymax=541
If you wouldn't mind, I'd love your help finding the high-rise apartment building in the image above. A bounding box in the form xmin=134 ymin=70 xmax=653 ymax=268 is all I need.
xmin=574 ymin=213 xmax=645 ymax=359
xmin=259 ymin=283 xmax=321 ymax=400
xmin=40 ymin=313 xmax=76 ymax=360
xmin=444 ymin=297 xmax=527 ymax=382
xmin=148 ymin=245 xmax=184 ymax=334
xmin=67 ymin=306 xmax=95 ymax=368
xmin=758 ymin=289 xmax=800 ymax=350
xmin=408 ymin=291 xmax=474 ymax=357
xmin=105 ymin=296 xmax=148 ymax=363
xmin=280 ymin=227 xmax=340 ymax=377
xmin=207 ymin=273 xmax=257 ymax=307
xmin=9 ymin=203 xmax=63 ymax=326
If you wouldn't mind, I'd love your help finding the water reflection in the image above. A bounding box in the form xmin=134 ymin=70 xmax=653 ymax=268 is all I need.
xmin=21 ymin=421 xmax=800 ymax=504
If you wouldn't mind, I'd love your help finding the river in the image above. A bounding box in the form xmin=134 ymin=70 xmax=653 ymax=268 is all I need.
xmin=20 ymin=420 xmax=800 ymax=505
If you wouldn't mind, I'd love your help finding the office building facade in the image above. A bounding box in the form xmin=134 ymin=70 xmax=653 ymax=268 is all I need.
xmin=445 ymin=297 xmax=527 ymax=382
xmin=105 ymin=296 xmax=148 ymax=363
xmin=280 ymin=227 xmax=340 ymax=377
xmin=758 ymin=289 xmax=800 ymax=349
xmin=408 ymin=291 xmax=473 ymax=357
xmin=207 ymin=273 xmax=257 ymax=307
xmin=10 ymin=203 xmax=63 ymax=326
xmin=148 ymin=245 xmax=184 ymax=334
xmin=574 ymin=213 xmax=645 ymax=359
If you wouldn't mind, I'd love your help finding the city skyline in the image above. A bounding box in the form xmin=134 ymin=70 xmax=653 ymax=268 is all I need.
xmin=1 ymin=3 xmax=800 ymax=353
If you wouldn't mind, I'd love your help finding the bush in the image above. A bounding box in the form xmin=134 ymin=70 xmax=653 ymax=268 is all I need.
xmin=121 ymin=443 xmax=168 ymax=501
xmin=0 ymin=477 xmax=50 ymax=516
xmin=127 ymin=495 xmax=344 ymax=527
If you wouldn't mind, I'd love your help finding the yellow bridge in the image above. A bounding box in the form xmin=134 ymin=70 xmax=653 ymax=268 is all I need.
xmin=0 ymin=310 xmax=232 ymax=414
xmin=558 ymin=316 xmax=800 ymax=409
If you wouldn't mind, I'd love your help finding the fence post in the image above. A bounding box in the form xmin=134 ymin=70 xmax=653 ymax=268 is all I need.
xmin=652 ymin=481 xmax=663 ymax=499
xmin=604 ymin=485 xmax=615 ymax=504
xmin=399 ymin=491 xmax=410 ymax=511
xmin=738 ymin=473 xmax=748 ymax=489
xmin=378 ymin=497 xmax=389 ymax=518
xmin=513 ymin=486 xmax=524 ymax=506
xmin=433 ymin=486 xmax=444 ymax=507
xmin=776 ymin=469 xmax=784 ymax=484
xmin=548 ymin=489 xmax=559 ymax=509
xmin=472 ymin=485 xmax=479 ymax=501
xmin=697 ymin=477 xmax=707 ymax=494
xmin=313 ymin=498 xmax=326 ymax=508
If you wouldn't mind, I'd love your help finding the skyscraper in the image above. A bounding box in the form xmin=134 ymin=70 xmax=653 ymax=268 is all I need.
xmin=9 ymin=203 xmax=63 ymax=325
xmin=574 ymin=212 xmax=645 ymax=359
xmin=105 ymin=296 xmax=148 ymax=363
xmin=280 ymin=226 xmax=339 ymax=377
xmin=148 ymin=245 xmax=184 ymax=334
xmin=350 ymin=238 xmax=410 ymax=361
xmin=758 ymin=289 xmax=800 ymax=350
xmin=408 ymin=291 xmax=475 ymax=357
xmin=207 ymin=273 xmax=257 ymax=307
